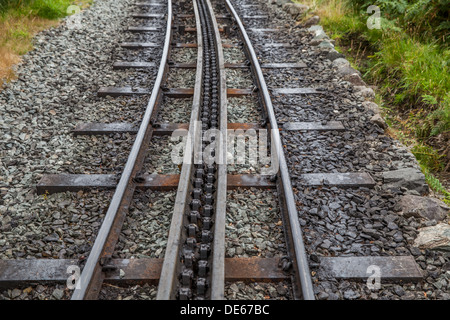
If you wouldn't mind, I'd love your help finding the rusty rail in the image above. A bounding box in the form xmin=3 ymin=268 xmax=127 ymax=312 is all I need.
xmin=71 ymin=0 xmax=173 ymax=300
xmin=156 ymin=0 xmax=204 ymax=300
xmin=224 ymin=0 xmax=315 ymax=300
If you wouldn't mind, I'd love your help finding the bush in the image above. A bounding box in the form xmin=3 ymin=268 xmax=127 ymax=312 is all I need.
xmin=329 ymin=1 xmax=450 ymax=138
xmin=32 ymin=0 xmax=73 ymax=19
xmin=347 ymin=0 xmax=450 ymax=43
xmin=0 ymin=0 xmax=73 ymax=19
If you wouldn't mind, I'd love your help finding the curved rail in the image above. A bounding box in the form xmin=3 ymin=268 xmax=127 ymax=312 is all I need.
xmin=157 ymin=0 xmax=227 ymax=300
xmin=71 ymin=0 xmax=173 ymax=300
xmin=205 ymin=0 xmax=227 ymax=300
xmin=224 ymin=0 xmax=315 ymax=300
xmin=156 ymin=0 xmax=204 ymax=300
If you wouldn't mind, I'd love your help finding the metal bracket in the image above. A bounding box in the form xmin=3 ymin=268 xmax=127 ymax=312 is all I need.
xmin=132 ymin=176 xmax=145 ymax=184
xmin=223 ymin=25 xmax=230 ymax=36
xmin=278 ymin=256 xmax=292 ymax=271
xmin=100 ymin=257 xmax=117 ymax=272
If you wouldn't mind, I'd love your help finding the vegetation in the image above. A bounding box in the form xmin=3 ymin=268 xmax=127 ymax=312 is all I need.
xmin=1 ymin=0 xmax=76 ymax=19
xmin=347 ymin=0 xmax=449 ymax=44
xmin=0 ymin=0 xmax=92 ymax=19
xmin=296 ymin=0 xmax=449 ymax=201
xmin=0 ymin=0 xmax=92 ymax=84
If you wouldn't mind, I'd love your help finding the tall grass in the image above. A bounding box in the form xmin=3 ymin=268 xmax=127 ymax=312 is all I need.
xmin=296 ymin=0 xmax=449 ymax=197
xmin=0 ymin=0 xmax=75 ymax=19
xmin=299 ymin=0 xmax=449 ymax=137
xmin=347 ymin=0 xmax=450 ymax=44
xmin=0 ymin=0 xmax=92 ymax=84
xmin=368 ymin=36 xmax=450 ymax=139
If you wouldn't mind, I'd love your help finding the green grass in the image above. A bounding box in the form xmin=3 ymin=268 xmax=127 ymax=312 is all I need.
xmin=31 ymin=0 xmax=74 ymax=19
xmin=0 ymin=0 xmax=90 ymax=19
xmin=420 ymin=164 xmax=450 ymax=205
xmin=370 ymin=36 xmax=450 ymax=140
xmin=11 ymin=28 xmax=30 ymax=39
xmin=0 ymin=0 xmax=93 ymax=84
xmin=296 ymin=0 xmax=449 ymax=199
xmin=369 ymin=37 xmax=449 ymax=112
xmin=302 ymin=0 xmax=449 ymax=137
xmin=312 ymin=2 xmax=449 ymax=121
xmin=412 ymin=144 xmax=444 ymax=172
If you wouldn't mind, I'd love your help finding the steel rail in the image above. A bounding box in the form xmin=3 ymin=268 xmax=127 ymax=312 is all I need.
xmin=71 ymin=0 xmax=173 ymax=300
xmin=156 ymin=0 xmax=204 ymax=300
xmin=204 ymin=0 xmax=227 ymax=300
xmin=224 ymin=0 xmax=315 ymax=300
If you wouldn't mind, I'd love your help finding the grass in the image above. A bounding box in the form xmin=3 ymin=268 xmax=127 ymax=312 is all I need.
xmin=0 ymin=0 xmax=92 ymax=85
xmin=0 ymin=14 xmax=58 ymax=82
xmin=0 ymin=0 xmax=92 ymax=19
xmin=370 ymin=37 xmax=449 ymax=122
xmin=294 ymin=0 xmax=450 ymax=200
xmin=419 ymin=163 xmax=450 ymax=204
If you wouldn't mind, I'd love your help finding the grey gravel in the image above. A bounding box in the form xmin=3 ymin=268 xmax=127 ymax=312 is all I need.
xmin=226 ymin=188 xmax=286 ymax=258
xmin=166 ymin=68 xmax=196 ymax=88
xmin=224 ymin=47 xmax=247 ymax=64
xmin=0 ymin=284 xmax=71 ymax=300
xmin=171 ymin=48 xmax=197 ymax=64
xmin=2 ymin=0 xmax=448 ymax=302
xmin=226 ymin=69 xmax=254 ymax=88
xmin=0 ymin=0 xmax=178 ymax=301
xmin=143 ymin=136 xmax=183 ymax=175
xmin=234 ymin=0 xmax=450 ymax=301
xmin=99 ymin=284 xmax=157 ymax=300
xmin=0 ymin=0 xmax=160 ymax=260
xmin=114 ymin=190 xmax=175 ymax=259
xmin=0 ymin=190 xmax=112 ymax=260
xmin=225 ymin=281 xmax=292 ymax=300
xmin=227 ymin=96 xmax=261 ymax=123
xmin=157 ymin=97 xmax=193 ymax=123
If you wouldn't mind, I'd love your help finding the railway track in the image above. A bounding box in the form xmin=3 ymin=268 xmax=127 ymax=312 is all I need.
xmin=0 ymin=0 xmax=435 ymax=302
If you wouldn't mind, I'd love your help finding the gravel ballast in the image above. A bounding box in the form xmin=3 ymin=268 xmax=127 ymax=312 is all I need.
xmin=0 ymin=0 xmax=150 ymax=260
xmin=229 ymin=0 xmax=449 ymax=300
xmin=1 ymin=0 xmax=448 ymax=302
xmin=0 ymin=0 xmax=171 ymax=300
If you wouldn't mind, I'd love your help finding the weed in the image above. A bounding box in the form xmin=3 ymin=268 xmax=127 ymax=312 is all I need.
xmin=296 ymin=0 xmax=450 ymax=198
xmin=420 ymin=164 xmax=450 ymax=204
xmin=0 ymin=1 xmax=92 ymax=86
xmin=412 ymin=144 xmax=444 ymax=172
